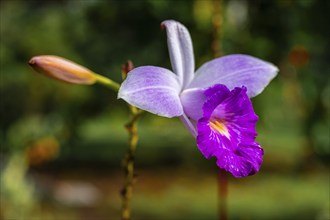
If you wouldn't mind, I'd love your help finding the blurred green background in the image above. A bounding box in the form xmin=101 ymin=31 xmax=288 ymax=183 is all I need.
xmin=1 ymin=0 xmax=329 ymax=219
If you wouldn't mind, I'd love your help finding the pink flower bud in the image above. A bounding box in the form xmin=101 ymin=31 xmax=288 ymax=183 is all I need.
xmin=29 ymin=55 xmax=97 ymax=85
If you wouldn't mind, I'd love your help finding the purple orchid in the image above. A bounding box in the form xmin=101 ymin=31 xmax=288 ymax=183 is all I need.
xmin=118 ymin=20 xmax=278 ymax=177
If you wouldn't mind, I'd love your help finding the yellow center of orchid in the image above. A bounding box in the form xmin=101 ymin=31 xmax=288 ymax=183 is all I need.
xmin=210 ymin=118 xmax=230 ymax=138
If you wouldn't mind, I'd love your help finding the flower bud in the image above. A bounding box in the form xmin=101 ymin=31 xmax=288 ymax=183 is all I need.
xmin=121 ymin=60 xmax=134 ymax=80
xmin=29 ymin=55 xmax=97 ymax=85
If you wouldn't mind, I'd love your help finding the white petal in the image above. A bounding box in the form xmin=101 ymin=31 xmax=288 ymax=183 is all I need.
xmin=162 ymin=20 xmax=195 ymax=89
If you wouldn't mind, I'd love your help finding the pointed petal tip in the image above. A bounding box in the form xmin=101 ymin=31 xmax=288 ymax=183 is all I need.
xmin=161 ymin=19 xmax=195 ymax=88
xmin=189 ymin=54 xmax=279 ymax=98
xmin=117 ymin=88 xmax=125 ymax=100
xmin=241 ymin=54 xmax=279 ymax=73
xmin=161 ymin=20 xmax=178 ymax=29
xmin=28 ymin=57 xmax=36 ymax=66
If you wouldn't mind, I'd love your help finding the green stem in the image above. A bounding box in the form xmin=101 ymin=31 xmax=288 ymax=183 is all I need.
xmin=94 ymin=73 xmax=120 ymax=91
xmin=121 ymin=106 xmax=142 ymax=220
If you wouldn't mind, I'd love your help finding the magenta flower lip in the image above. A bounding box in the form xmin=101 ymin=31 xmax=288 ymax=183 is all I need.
xmin=118 ymin=20 xmax=278 ymax=177
xmin=197 ymin=84 xmax=263 ymax=177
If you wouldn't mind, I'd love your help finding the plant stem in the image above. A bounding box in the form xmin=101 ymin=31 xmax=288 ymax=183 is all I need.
xmin=212 ymin=0 xmax=222 ymax=58
xmin=211 ymin=0 xmax=228 ymax=220
xmin=95 ymin=73 xmax=120 ymax=91
xmin=218 ymin=169 xmax=228 ymax=220
xmin=120 ymin=60 xmax=141 ymax=220
xmin=121 ymin=106 xmax=142 ymax=220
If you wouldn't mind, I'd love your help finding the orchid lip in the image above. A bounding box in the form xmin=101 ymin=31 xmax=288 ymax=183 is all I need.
xmin=196 ymin=84 xmax=263 ymax=177
xmin=209 ymin=118 xmax=230 ymax=139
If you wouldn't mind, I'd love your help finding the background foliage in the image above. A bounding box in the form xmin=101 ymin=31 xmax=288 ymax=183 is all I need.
xmin=1 ymin=0 xmax=329 ymax=219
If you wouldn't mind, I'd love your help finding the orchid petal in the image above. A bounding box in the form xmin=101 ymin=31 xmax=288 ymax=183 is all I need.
xmin=188 ymin=54 xmax=278 ymax=97
xmin=118 ymin=66 xmax=183 ymax=118
xmin=196 ymin=84 xmax=262 ymax=177
xmin=180 ymin=114 xmax=197 ymax=137
xmin=180 ymin=88 xmax=206 ymax=121
xmin=161 ymin=20 xmax=195 ymax=89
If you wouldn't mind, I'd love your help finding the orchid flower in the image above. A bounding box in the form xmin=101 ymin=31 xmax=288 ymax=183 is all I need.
xmin=118 ymin=20 xmax=278 ymax=178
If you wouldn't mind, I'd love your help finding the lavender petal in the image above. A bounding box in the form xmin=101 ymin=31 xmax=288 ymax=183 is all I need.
xmin=188 ymin=54 xmax=278 ymax=98
xmin=161 ymin=20 xmax=195 ymax=89
xmin=118 ymin=66 xmax=183 ymax=118
xmin=180 ymin=88 xmax=206 ymax=121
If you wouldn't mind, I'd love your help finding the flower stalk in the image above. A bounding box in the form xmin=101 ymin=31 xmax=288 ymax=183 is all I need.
xmin=120 ymin=61 xmax=142 ymax=220
xmin=211 ymin=0 xmax=228 ymax=220
xmin=94 ymin=73 xmax=120 ymax=91
xmin=121 ymin=106 xmax=141 ymax=220
xmin=218 ymin=169 xmax=228 ymax=220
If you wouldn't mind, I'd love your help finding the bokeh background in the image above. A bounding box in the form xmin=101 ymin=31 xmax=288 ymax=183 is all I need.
xmin=1 ymin=0 xmax=329 ymax=219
